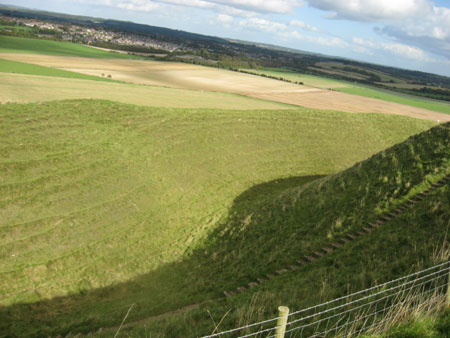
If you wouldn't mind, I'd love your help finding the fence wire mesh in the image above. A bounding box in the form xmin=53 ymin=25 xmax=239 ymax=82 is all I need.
xmin=201 ymin=261 xmax=450 ymax=338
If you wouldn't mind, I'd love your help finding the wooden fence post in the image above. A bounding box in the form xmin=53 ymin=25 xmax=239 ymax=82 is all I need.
xmin=275 ymin=306 xmax=289 ymax=338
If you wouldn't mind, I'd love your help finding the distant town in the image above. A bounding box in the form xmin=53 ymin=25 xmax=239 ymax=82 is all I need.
xmin=0 ymin=15 xmax=183 ymax=52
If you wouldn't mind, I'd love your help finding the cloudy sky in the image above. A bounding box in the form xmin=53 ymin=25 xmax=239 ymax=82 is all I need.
xmin=5 ymin=0 xmax=450 ymax=76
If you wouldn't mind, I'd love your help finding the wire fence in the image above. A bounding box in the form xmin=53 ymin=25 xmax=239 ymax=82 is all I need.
xmin=201 ymin=261 xmax=450 ymax=338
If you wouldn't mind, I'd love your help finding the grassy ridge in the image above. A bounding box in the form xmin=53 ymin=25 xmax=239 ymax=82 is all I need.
xmin=0 ymin=35 xmax=140 ymax=59
xmin=0 ymin=58 xmax=117 ymax=82
xmin=118 ymin=123 xmax=450 ymax=337
xmin=193 ymin=122 xmax=450 ymax=287
xmin=0 ymin=100 xmax=438 ymax=336
xmin=123 ymin=183 xmax=450 ymax=337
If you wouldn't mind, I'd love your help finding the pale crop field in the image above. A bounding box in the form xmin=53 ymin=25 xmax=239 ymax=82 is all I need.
xmin=0 ymin=53 xmax=307 ymax=93
xmin=241 ymin=67 xmax=450 ymax=117
xmin=240 ymin=67 xmax=349 ymax=89
xmin=0 ymin=73 xmax=292 ymax=110
xmin=251 ymin=89 xmax=450 ymax=122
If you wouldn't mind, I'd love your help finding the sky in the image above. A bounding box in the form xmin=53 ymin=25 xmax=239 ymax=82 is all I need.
xmin=3 ymin=0 xmax=450 ymax=76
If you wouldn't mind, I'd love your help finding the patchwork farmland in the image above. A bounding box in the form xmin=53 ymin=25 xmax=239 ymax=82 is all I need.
xmin=1 ymin=42 xmax=449 ymax=120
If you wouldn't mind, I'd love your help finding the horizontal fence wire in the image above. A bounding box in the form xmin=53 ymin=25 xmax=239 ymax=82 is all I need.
xmin=288 ymin=260 xmax=450 ymax=318
xmin=200 ymin=261 xmax=449 ymax=338
xmin=288 ymin=283 xmax=448 ymax=338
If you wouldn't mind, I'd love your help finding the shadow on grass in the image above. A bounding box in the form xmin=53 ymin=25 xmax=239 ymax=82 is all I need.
xmin=0 ymin=175 xmax=324 ymax=337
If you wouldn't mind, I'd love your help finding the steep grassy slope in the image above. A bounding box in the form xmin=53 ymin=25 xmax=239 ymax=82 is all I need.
xmin=182 ymin=122 xmax=450 ymax=298
xmin=124 ymin=182 xmax=450 ymax=338
xmin=120 ymin=123 xmax=450 ymax=337
xmin=0 ymin=100 xmax=438 ymax=336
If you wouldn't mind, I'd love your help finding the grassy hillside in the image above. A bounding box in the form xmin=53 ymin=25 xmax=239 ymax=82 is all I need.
xmin=242 ymin=68 xmax=450 ymax=115
xmin=0 ymin=100 xmax=439 ymax=337
xmin=0 ymin=58 xmax=118 ymax=82
xmin=123 ymin=182 xmax=450 ymax=337
xmin=0 ymin=35 xmax=140 ymax=59
xmin=117 ymin=122 xmax=450 ymax=337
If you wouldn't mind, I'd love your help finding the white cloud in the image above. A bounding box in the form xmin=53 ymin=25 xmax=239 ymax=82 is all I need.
xmin=103 ymin=0 xmax=303 ymax=15
xmin=208 ymin=0 xmax=303 ymax=13
xmin=117 ymin=0 xmax=160 ymax=11
xmin=283 ymin=30 xmax=348 ymax=48
xmin=305 ymin=0 xmax=450 ymax=60
xmin=307 ymin=35 xmax=348 ymax=47
xmin=197 ymin=0 xmax=303 ymax=14
xmin=380 ymin=42 xmax=428 ymax=60
xmin=277 ymin=30 xmax=303 ymax=41
xmin=352 ymin=37 xmax=377 ymax=49
xmin=307 ymin=0 xmax=431 ymax=22
xmin=290 ymin=19 xmax=318 ymax=32
xmin=216 ymin=13 xmax=233 ymax=23
xmin=352 ymin=37 xmax=430 ymax=61
xmin=239 ymin=18 xmax=287 ymax=32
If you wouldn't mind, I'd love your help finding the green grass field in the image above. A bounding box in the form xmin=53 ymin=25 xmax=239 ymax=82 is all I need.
xmin=0 ymin=58 xmax=117 ymax=82
xmin=0 ymin=24 xmax=33 ymax=32
xmin=0 ymin=99 xmax=445 ymax=337
xmin=242 ymin=67 xmax=450 ymax=115
xmin=0 ymin=35 xmax=141 ymax=59
xmin=102 ymin=122 xmax=450 ymax=337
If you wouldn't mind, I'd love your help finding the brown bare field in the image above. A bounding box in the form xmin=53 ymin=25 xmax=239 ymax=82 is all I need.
xmin=1 ymin=52 xmax=448 ymax=121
